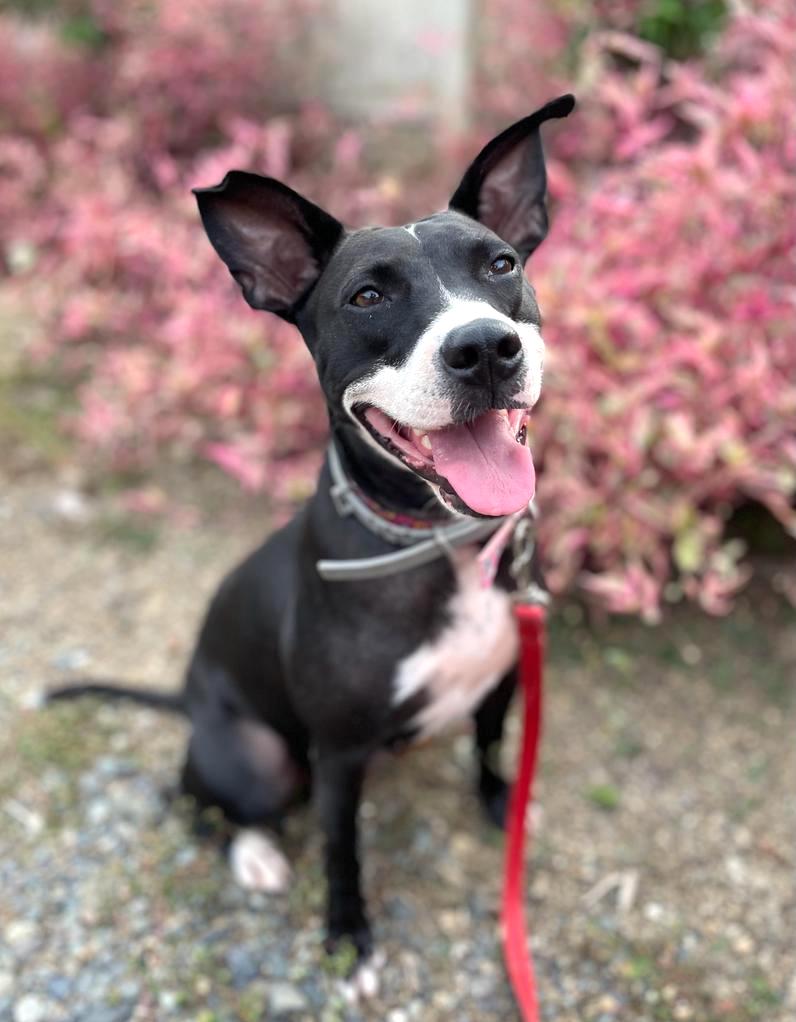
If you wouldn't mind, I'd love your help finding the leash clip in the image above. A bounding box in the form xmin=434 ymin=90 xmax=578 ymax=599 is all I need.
xmin=513 ymin=582 xmax=550 ymax=608
xmin=510 ymin=510 xmax=550 ymax=607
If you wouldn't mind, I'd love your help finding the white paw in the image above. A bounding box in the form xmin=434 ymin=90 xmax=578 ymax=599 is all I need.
xmin=230 ymin=829 xmax=291 ymax=893
xmin=338 ymin=950 xmax=386 ymax=1004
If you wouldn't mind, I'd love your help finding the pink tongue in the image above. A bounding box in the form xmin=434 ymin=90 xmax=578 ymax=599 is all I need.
xmin=428 ymin=411 xmax=535 ymax=516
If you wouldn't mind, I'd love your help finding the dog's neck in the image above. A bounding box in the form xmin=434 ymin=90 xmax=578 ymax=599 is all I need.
xmin=330 ymin=418 xmax=453 ymax=523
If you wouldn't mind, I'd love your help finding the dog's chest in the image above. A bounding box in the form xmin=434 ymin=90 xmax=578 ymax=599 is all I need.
xmin=392 ymin=553 xmax=517 ymax=738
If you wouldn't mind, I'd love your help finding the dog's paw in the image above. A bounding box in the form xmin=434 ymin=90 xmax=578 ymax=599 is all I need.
xmin=479 ymin=776 xmax=510 ymax=829
xmin=336 ymin=949 xmax=386 ymax=1004
xmin=479 ymin=777 xmax=544 ymax=835
xmin=229 ymin=828 xmax=291 ymax=893
xmin=324 ymin=918 xmax=374 ymax=963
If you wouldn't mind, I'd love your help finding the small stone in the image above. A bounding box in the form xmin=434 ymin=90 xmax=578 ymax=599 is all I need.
xmin=3 ymin=800 xmax=44 ymax=835
xmin=14 ymin=995 xmax=53 ymax=1022
xmin=117 ymin=981 xmax=140 ymax=1002
xmin=46 ymin=975 xmax=72 ymax=1000
xmin=681 ymin=643 xmax=702 ymax=665
xmin=174 ymin=846 xmax=197 ymax=868
xmin=51 ymin=648 xmax=90 ymax=672
xmin=268 ymin=982 xmax=307 ymax=1014
xmin=194 ymin=976 xmax=211 ymax=997
xmin=96 ymin=757 xmax=135 ymax=779
xmin=5 ymin=921 xmax=37 ymax=951
xmin=225 ymin=947 xmax=260 ymax=988
xmin=438 ymin=909 xmax=468 ymax=935
xmin=87 ymin=799 xmax=111 ymax=825
xmin=469 ymin=974 xmax=495 ymax=998
xmin=51 ymin=489 xmax=91 ymax=522
xmin=432 ymin=990 xmax=456 ymax=1010
xmin=386 ymin=896 xmax=415 ymax=921
xmin=79 ymin=1004 xmax=136 ymax=1022
xmin=158 ymin=990 xmax=180 ymax=1012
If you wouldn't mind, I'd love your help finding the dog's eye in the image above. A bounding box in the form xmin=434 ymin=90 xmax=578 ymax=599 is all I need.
xmin=351 ymin=287 xmax=384 ymax=308
xmin=489 ymin=255 xmax=515 ymax=275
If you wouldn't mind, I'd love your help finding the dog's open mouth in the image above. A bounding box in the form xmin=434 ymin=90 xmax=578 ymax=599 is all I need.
xmin=357 ymin=406 xmax=535 ymax=516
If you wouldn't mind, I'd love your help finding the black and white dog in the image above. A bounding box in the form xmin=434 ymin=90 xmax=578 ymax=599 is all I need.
xmin=50 ymin=95 xmax=575 ymax=973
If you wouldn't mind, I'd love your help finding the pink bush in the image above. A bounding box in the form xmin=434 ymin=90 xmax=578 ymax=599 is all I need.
xmin=1 ymin=0 xmax=794 ymax=615
xmin=1 ymin=1 xmax=414 ymax=502
xmin=532 ymin=1 xmax=796 ymax=617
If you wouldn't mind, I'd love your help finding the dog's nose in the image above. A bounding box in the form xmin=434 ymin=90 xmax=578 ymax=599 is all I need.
xmin=440 ymin=319 xmax=523 ymax=387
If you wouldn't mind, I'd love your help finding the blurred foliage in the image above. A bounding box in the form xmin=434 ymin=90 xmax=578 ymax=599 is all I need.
xmin=0 ymin=0 xmax=793 ymax=619
xmin=637 ymin=0 xmax=727 ymax=59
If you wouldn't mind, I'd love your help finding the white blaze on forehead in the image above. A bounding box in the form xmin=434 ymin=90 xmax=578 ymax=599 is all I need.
xmin=343 ymin=294 xmax=545 ymax=431
xmin=403 ymin=223 xmax=421 ymax=241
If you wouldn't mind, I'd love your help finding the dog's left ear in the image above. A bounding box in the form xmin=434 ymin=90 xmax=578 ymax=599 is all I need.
xmin=449 ymin=94 xmax=575 ymax=262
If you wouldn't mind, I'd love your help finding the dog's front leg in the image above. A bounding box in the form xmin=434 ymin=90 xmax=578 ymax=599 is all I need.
xmin=474 ymin=668 xmax=517 ymax=828
xmin=315 ymin=750 xmax=372 ymax=959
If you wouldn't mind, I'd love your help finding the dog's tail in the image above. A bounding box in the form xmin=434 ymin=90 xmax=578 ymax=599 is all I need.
xmin=45 ymin=680 xmax=186 ymax=715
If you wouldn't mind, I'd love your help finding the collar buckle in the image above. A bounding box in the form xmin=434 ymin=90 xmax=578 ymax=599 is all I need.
xmin=330 ymin=477 xmax=355 ymax=518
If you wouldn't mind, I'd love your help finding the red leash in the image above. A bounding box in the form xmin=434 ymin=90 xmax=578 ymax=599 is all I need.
xmin=501 ymin=601 xmax=546 ymax=1021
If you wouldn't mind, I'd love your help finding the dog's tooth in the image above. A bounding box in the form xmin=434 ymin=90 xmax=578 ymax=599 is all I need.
xmin=419 ymin=434 xmax=432 ymax=452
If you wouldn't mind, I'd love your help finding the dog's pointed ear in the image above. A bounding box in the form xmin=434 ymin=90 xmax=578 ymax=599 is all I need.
xmin=449 ymin=94 xmax=575 ymax=262
xmin=193 ymin=172 xmax=344 ymax=321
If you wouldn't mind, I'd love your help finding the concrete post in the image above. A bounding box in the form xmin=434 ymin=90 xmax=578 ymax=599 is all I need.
xmin=325 ymin=0 xmax=475 ymax=131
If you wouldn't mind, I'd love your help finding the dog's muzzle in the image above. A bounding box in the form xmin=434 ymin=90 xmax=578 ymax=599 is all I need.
xmin=440 ymin=319 xmax=524 ymax=390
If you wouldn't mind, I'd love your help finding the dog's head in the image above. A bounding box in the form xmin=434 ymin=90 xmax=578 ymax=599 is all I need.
xmin=195 ymin=95 xmax=575 ymax=517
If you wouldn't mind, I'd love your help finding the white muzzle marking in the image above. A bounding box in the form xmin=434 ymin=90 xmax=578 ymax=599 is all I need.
xmin=343 ymin=295 xmax=544 ymax=432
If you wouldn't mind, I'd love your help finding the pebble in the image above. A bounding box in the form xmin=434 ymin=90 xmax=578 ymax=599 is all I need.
xmin=225 ymin=947 xmax=260 ymax=988
xmin=46 ymin=975 xmax=72 ymax=1001
xmin=50 ymin=648 xmax=90 ymax=672
xmin=78 ymin=1004 xmax=136 ymax=1022
xmin=95 ymin=757 xmax=136 ymax=779
xmin=268 ymin=982 xmax=308 ymax=1014
xmin=13 ymin=996 xmax=52 ymax=1022
xmin=159 ymin=990 xmax=180 ymax=1010
xmin=4 ymin=922 xmax=37 ymax=952
xmin=86 ymin=799 xmax=111 ymax=826
xmin=50 ymin=490 xmax=91 ymax=523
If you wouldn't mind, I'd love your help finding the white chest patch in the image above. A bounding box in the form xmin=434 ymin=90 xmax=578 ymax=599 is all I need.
xmin=392 ymin=551 xmax=518 ymax=738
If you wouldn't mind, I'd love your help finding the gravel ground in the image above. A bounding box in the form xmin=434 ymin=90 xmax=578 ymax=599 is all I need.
xmin=1 ymin=469 xmax=794 ymax=1022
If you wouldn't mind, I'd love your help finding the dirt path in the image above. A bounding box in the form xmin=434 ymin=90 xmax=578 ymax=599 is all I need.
xmin=1 ymin=472 xmax=794 ymax=1022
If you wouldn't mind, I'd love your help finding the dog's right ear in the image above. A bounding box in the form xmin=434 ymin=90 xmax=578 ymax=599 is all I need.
xmin=194 ymin=172 xmax=344 ymax=321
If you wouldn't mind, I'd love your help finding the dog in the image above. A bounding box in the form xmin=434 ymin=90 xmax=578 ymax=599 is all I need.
xmin=48 ymin=94 xmax=575 ymax=977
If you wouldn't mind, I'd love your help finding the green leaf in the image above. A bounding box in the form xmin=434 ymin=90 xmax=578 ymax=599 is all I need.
xmin=586 ymin=784 xmax=621 ymax=811
xmin=673 ymin=524 xmax=705 ymax=574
